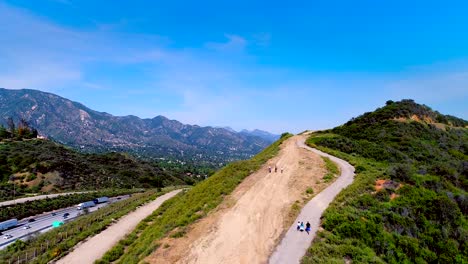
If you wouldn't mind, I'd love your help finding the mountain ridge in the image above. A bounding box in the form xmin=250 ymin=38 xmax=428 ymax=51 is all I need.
xmin=0 ymin=88 xmax=273 ymax=166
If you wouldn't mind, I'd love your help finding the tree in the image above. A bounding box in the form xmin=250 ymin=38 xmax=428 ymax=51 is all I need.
xmin=17 ymin=118 xmax=32 ymax=137
xmin=6 ymin=117 xmax=15 ymax=138
xmin=0 ymin=125 xmax=10 ymax=139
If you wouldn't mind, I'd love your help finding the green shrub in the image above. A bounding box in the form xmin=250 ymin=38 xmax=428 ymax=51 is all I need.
xmin=302 ymin=100 xmax=468 ymax=264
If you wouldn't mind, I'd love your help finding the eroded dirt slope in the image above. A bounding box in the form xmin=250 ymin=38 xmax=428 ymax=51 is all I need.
xmin=147 ymin=135 xmax=328 ymax=264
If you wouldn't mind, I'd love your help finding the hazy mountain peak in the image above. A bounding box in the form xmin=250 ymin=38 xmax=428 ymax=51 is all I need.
xmin=0 ymin=88 xmax=271 ymax=166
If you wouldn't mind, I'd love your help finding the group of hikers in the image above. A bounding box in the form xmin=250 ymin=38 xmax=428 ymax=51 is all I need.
xmin=268 ymin=165 xmax=283 ymax=173
xmin=297 ymin=221 xmax=311 ymax=234
xmin=267 ymin=165 xmax=311 ymax=234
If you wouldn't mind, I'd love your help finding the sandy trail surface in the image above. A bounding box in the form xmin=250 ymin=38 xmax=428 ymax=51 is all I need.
xmin=146 ymin=135 xmax=328 ymax=264
xmin=269 ymin=142 xmax=355 ymax=264
xmin=56 ymin=190 xmax=182 ymax=264
xmin=0 ymin=191 xmax=91 ymax=207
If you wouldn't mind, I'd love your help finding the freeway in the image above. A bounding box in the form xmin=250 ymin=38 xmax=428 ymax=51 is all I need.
xmin=0 ymin=195 xmax=130 ymax=250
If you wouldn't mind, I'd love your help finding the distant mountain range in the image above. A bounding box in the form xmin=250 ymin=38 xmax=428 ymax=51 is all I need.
xmin=240 ymin=129 xmax=280 ymax=142
xmin=0 ymin=88 xmax=275 ymax=165
xmin=218 ymin=127 xmax=280 ymax=142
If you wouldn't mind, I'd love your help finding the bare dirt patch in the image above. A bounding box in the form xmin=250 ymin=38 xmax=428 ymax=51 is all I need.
xmin=146 ymin=135 xmax=328 ymax=264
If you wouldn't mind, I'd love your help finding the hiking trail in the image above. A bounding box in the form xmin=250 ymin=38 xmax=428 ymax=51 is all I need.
xmin=146 ymin=135 xmax=334 ymax=264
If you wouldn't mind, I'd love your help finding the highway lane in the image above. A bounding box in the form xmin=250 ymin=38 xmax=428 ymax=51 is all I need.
xmin=0 ymin=195 xmax=130 ymax=249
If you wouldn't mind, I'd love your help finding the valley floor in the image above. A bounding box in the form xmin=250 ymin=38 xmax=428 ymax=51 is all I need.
xmin=145 ymin=135 xmax=328 ymax=264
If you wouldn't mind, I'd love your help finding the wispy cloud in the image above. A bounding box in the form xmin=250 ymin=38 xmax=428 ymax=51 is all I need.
xmin=205 ymin=34 xmax=247 ymax=52
xmin=0 ymin=62 xmax=81 ymax=89
xmin=0 ymin=1 xmax=466 ymax=133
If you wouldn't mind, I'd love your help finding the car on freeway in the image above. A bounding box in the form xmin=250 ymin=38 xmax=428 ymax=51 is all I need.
xmin=28 ymin=218 xmax=36 ymax=222
xmin=63 ymin=213 xmax=70 ymax=218
xmin=23 ymin=225 xmax=31 ymax=229
xmin=52 ymin=212 xmax=57 ymax=216
xmin=3 ymin=234 xmax=13 ymax=239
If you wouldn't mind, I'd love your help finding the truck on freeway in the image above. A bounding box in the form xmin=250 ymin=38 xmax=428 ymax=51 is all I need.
xmin=93 ymin=196 xmax=109 ymax=204
xmin=0 ymin=219 xmax=18 ymax=231
xmin=76 ymin=201 xmax=96 ymax=210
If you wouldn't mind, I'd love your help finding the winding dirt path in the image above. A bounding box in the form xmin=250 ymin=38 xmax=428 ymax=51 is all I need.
xmin=56 ymin=190 xmax=182 ymax=264
xmin=269 ymin=141 xmax=355 ymax=264
xmin=0 ymin=191 xmax=92 ymax=207
xmin=146 ymin=135 xmax=329 ymax=264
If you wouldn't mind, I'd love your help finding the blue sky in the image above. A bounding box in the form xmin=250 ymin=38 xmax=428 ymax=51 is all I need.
xmin=0 ymin=0 xmax=467 ymax=133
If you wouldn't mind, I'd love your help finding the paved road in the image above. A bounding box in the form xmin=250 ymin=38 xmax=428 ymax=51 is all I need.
xmin=0 ymin=191 xmax=93 ymax=207
xmin=269 ymin=139 xmax=355 ymax=264
xmin=0 ymin=195 xmax=130 ymax=250
xmin=56 ymin=189 xmax=182 ymax=264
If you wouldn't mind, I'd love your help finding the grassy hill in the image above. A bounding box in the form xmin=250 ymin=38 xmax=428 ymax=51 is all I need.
xmin=304 ymin=100 xmax=467 ymax=263
xmin=0 ymin=138 xmax=196 ymax=200
xmin=96 ymin=133 xmax=292 ymax=263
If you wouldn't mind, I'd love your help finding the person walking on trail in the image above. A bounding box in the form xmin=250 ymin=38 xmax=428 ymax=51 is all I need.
xmin=305 ymin=221 xmax=311 ymax=234
xmin=296 ymin=221 xmax=301 ymax=231
xmin=281 ymin=167 xmax=284 ymax=173
xmin=299 ymin=222 xmax=305 ymax=232
xmin=275 ymin=166 xmax=278 ymax=173
xmin=268 ymin=166 xmax=272 ymax=173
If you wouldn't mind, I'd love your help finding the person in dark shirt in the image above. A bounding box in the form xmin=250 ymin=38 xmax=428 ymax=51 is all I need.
xmin=305 ymin=221 xmax=311 ymax=234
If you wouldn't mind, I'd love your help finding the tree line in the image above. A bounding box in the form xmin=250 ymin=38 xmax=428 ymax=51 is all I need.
xmin=0 ymin=117 xmax=38 ymax=140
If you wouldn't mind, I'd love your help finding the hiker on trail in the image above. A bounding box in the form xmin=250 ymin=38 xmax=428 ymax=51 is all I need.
xmin=305 ymin=222 xmax=311 ymax=234
xmin=299 ymin=222 xmax=305 ymax=232
xmin=281 ymin=167 xmax=284 ymax=173
xmin=268 ymin=166 xmax=272 ymax=173
xmin=275 ymin=166 xmax=278 ymax=173
xmin=296 ymin=221 xmax=301 ymax=231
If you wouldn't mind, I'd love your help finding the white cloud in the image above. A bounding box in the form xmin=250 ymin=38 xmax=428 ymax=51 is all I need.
xmin=0 ymin=1 xmax=466 ymax=134
xmin=0 ymin=2 xmax=171 ymax=91
xmin=205 ymin=34 xmax=247 ymax=52
xmin=0 ymin=62 xmax=81 ymax=89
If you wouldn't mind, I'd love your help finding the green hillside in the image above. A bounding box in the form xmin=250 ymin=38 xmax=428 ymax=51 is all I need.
xmin=96 ymin=133 xmax=292 ymax=263
xmin=0 ymin=138 xmax=196 ymax=201
xmin=304 ymin=100 xmax=467 ymax=263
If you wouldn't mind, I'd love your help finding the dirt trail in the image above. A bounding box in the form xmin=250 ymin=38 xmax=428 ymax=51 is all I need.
xmin=56 ymin=190 xmax=182 ymax=264
xmin=269 ymin=142 xmax=355 ymax=264
xmin=0 ymin=191 xmax=91 ymax=207
xmin=146 ymin=135 xmax=328 ymax=264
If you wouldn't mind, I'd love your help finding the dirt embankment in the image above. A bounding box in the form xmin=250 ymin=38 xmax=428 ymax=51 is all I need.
xmin=146 ymin=135 xmax=328 ymax=264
